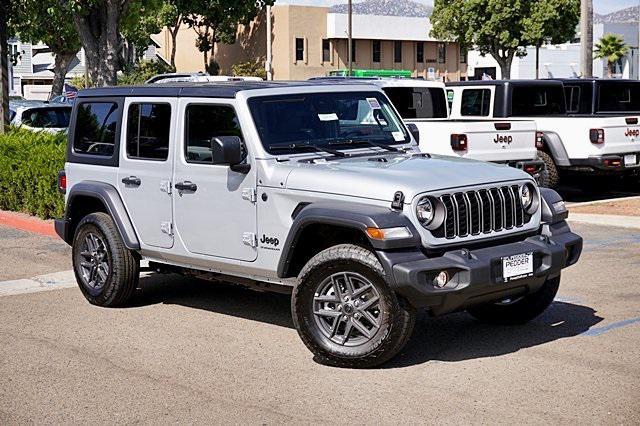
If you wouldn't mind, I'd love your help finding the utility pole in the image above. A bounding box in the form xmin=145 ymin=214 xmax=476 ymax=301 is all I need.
xmin=347 ymin=0 xmax=352 ymax=76
xmin=266 ymin=5 xmax=272 ymax=81
xmin=580 ymin=0 xmax=593 ymax=77
xmin=0 ymin=0 xmax=9 ymax=133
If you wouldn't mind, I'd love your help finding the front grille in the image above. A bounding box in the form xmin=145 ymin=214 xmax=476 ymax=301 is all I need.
xmin=439 ymin=185 xmax=526 ymax=239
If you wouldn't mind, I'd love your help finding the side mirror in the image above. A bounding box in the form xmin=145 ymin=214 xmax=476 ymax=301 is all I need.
xmin=406 ymin=123 xmax=420 ymax=143
xmin=211 ymin=136 xmax=251 ymax=173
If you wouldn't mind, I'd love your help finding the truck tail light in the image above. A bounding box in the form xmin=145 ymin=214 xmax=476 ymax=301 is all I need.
xmin=58 ymin=170 xmax=66 ymax=194
xmin=535 ymin=131 xmax=544 ymax=149
xmin=589 ymin=128 xmax=605 ymax=144
xmin=450 ymin=134 xmax=468 ymax=152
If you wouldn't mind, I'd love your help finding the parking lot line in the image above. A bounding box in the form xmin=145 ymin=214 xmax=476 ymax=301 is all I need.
xmin=581 ymin=317 xmax=640 ymax=337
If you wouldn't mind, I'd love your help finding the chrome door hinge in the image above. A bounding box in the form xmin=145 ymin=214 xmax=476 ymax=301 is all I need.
xmin=161 ymin=222 xmax=173 ymax=236
xmin=160 ymin=180 xmax=172 ymax=195
xmin=242 ymin=232 xmax=257 ymax=247
xmin=242 ymin=188 xmax=257 ymax=203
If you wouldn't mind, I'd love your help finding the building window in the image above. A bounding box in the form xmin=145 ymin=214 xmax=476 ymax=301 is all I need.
xmin=372 ymin=40 xmax=381 ymax=63
xmin=350 ymin=39 xmax=357 ymax=63
xmin=295 ymin=38 xmax=304 ymax=62
xmin=416 ymin=42 xmax=424 ymax=63
xmin=460 ymin=46 xmax=467 ymax=64
xmin=437 ymin=42 xmax=446 ymax=64
xmin=322 ymin=39 xmax=330 ymax=62
xmin=394 ymin=41 xmax=402 ymax=63
xmin=126 ymin=103 xmax=172 ymax=161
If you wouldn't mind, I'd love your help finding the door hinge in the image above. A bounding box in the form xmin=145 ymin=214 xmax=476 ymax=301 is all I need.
xmin=242 ymin=188 xmax=257 ymax=203
xmin=160 ymin=180 xmax=172 ymax=195
xmin=161 ymin=222 xmax=173 ymax=236
xmin=242 ymin=232 xmax=257 ymax=247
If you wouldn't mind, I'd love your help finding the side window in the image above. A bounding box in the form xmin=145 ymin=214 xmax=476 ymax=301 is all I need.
xmin=185 ymin=105 xmax=244 ymax=164
xmin=565 ymin=86 xmax=581 ymax=113
xmin=460 ymin=89 xmax=491 ymax=116
xmin=73 ymin=102 xmax=119 ymax=157
xmin=126 ymin=103 xmax=171 ymax=160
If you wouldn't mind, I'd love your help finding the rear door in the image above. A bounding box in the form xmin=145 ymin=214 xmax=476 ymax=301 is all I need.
xmin=118 ymin=98 xmax=176 ymax=249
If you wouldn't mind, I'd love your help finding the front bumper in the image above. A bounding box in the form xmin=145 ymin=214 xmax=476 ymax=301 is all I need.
xmin=379 ymin=221 xmax=582 ymax=315
xmin=568 ymin=153 xmax=640 ymax=173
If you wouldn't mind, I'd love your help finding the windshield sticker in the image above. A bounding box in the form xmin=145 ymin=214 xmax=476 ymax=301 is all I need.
xmin=318 ymin=113 xmax=339 ymax=121
xmin=366 ymin=97 xmax=382 ymax=110
xmin=392 ymin=131 xmax=405 ymax=142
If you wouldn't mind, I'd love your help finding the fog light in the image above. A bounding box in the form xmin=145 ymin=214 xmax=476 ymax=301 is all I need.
xmin=434 ymin=271 xmax=449 ymax=288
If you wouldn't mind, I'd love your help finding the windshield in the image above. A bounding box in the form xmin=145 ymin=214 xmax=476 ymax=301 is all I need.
xmin=248 ymin=91 xmax=410 ymax=155
xmin=597 ymin=82 xmax=640 ymax=113
xmin=382 ymin=87 xmax=448 ymax=119
xmin=21 ymin=107 xmax=71 ymax=128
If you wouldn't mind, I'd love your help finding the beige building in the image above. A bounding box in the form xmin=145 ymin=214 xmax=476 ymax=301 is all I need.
xmin=152 ymin=2 xmax=467 ymax=81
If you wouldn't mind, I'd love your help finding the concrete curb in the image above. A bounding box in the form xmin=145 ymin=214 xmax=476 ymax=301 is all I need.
xmin=0 ymin=270 xmax=76 ymax=297
xmin=0 ymin=210 xmax=57 ymax=238
xmin=568 ymin=213 xmax=640 ymax=229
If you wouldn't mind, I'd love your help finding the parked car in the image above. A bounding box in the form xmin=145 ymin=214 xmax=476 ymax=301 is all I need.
xmin=55 ymin=81 xmax=582 ymax=368
xmin=310 ymin=77 xmax=545 ymax=183
xmin=447 ymin=80 xmax=640 ymax=188
xmin=10 ymin=103 xmax=72 ymax=132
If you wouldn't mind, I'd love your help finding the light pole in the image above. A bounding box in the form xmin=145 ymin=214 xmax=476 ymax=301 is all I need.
xmin=348 ymin=0 xmax=353 ymax=76
xmin=580 ymin=0 xmax=593 ymax=77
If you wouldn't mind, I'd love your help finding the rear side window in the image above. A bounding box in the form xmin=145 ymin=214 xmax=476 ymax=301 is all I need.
xmin=383 ymin=87 xmax=448 ymax=119
xmin=597 ymin=82 xmax=640 ymax=113
xmin=565 ymin=86 xmax=581 ymax=113
xmin=511 ymin=86 xmax=565 ymax=116
xmin=73 ymin=102 xmax=119 ymax=157
xmin=21 ymin=107 xmax=71 ymax=128
xmin=185 ymin=105 xmax=243 ymax=164
xmin=461 ymin=89 xmax=491 ymax=116
xmin=126 ymin=103 xmax=171 ymax=160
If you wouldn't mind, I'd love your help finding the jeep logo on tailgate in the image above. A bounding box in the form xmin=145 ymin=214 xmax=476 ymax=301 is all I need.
xmin=494 ymin=134 xmax=513 ymax=144
xmin=625 ymin=128 xmax=639 ymax=138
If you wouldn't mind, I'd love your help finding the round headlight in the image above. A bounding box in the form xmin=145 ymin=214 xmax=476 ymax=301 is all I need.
xmin=416 ymin=197 xmax=435 ymax=226
xmin=521 ymin=183 xmax=538 ymax=213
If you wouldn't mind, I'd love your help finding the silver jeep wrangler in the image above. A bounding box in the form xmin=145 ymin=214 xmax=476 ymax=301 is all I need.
xmin=55 ymin=81 xmax=582 ymax=368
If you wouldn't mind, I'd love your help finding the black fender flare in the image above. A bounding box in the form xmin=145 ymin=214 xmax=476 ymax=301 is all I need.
xmin=64 ymin=181 xmax=140 ymax=250
xmin=277 ymin=202 xmax=421 ymax=278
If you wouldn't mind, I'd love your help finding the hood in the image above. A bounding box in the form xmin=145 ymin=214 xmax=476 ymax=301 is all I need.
xmin=285 ymin=153 xmax=532 ymax=202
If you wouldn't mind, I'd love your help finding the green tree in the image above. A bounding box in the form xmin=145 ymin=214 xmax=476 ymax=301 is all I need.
xmin=180 ymin=0 xmax=275 ymax=71
xmin=10 ymin=1 xmax=82 ymax=97
xmin=159 ymin=1 xmax=182 ymax=70
xmin=430 ymin=0 xmax=580 ymax=79
xmin=594 ymin=33 xmax=629 ymax=77
xmin=232 ymin=61 xmax=267 ymax=80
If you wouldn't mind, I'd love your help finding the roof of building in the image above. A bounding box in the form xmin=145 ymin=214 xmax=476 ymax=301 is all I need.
xmin=329 ymin=0 xmax=432 ymax=18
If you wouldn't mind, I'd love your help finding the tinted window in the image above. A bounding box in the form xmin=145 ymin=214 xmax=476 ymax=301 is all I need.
xmin=351 ymin=39 xmax=357 ymax=63
xmin=126 ymin=103 xmax=171 ymax=160
xmin=248 ymin=91 xmax=409 ymax=155
xmin=461 ymin=89 xmax=491 ymax=116
xmin=295 ymin=38 xmax=304 ymax=61
xmin=373 ymin=40 xmax=381 ymax=63
xmin=437 ymin=42 xmax=446 ymax=63
xmin=564 ymin=86 xmax=581 ymax=113
xmin=383 ymin=87 xmax=448 ymax=119
xmin=416 ymin=42 xmax=424 ymax=63
xmin=597 ymin=82 xmax=640 ymax=112
xmin=394 ymin=41 xmax=402 ymax=63
xmin=511 ymin=85 xmax=565 ymax=116
xmin=185 ymin=105 xmax=243 ymax=164
xmin=21 ymin=107 xmax=71 ymax=128
xmin=322 ymin=39 xmax=330 ymax=62
xmin=73 ymin=102 xmax=119 ymax=157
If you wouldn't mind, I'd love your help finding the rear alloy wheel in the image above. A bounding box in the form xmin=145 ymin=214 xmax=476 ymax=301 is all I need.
xmin=77 ymin=232 xmax=111 ymax=295
xmin=293 ymin=244 xmax=415 ymax=368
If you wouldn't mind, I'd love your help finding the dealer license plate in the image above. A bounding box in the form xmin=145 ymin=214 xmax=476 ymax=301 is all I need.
xmin=502 ymin=252 xmax=534 ymax=282
xmin=624 ymin=154 xmax=637 ymax=167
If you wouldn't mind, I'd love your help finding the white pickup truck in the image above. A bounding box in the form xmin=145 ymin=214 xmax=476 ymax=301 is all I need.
xmin=311 ymin=77 xmax=545 ymax=182
xmin=447 ymin=79 xmax=640 ymax=187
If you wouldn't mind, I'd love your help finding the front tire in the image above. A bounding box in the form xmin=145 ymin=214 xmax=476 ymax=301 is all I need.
xmin=292 ymin=244 xmax=416 ymax=368
xmin=538 ymin=151 xmax=559 ymax=188
xmin=72 ymin=212 xmax=139 ymax=307
xmin=467 ymin=275 xmax=560 ymax=325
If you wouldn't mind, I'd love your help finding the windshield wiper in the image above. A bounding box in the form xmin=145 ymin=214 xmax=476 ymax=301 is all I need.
xmin=270 ymin=141 xmax=347 ymax=157
xmin=328 ymin=138 xmax=404 ymax=153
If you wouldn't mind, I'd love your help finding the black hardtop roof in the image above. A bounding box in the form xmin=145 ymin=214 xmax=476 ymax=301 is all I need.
xmin=553 ymin=77 xmax=640 ymax=85
xmin=447 ymin=79 xmax=564 ymax=88
xmin=77 ymin=80 xmax=370 ymax=99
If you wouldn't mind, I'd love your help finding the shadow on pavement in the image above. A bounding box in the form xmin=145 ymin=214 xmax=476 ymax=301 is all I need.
xmin=557 ymin=174 xmax=639 ymax=203
xmin=132 ymin=274 xmax=604 ymax=368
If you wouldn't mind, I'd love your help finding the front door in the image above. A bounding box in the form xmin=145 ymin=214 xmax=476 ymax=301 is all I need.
xmin=118 ymin=98 xmax=176 ymax=249
xmin=172 ymin=99 xmax=257 ymax=261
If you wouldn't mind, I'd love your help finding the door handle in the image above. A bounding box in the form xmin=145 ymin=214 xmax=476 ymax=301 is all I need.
xmin=121 ymin=176 xmax=141 ymax=186
xmin=175 ymin=181 xmax=198 ymax=192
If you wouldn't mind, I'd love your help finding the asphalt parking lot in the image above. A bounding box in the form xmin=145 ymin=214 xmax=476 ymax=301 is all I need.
xmin=0 ymin=219 xmax=639 ymax=424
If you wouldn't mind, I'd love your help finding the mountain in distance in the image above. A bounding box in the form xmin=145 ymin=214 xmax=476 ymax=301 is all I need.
xmin=330 ymin=0 xmax=433 ymax=17
xmin=594 ymin=6 xmax=639 ymax=24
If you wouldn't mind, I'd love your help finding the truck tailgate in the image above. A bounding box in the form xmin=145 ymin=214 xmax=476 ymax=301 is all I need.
xmin=599 ymin=116 xmax=640 ymax=155
xmin=455 ymin=120 xmax=537 ymax=162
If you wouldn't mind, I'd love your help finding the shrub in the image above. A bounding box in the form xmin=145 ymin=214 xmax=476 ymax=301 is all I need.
xmin=0 ymin=128 xmax=66 ymax=219
xmin=232 ymin=61 xmax=267 ymax=80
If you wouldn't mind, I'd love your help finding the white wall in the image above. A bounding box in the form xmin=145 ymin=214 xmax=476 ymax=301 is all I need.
xmin=327 ymin=13 xmax=434 ymax=41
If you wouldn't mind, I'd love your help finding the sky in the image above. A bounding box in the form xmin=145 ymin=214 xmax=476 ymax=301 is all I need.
xmin=278 ymin=0 xmax=639 ymax=15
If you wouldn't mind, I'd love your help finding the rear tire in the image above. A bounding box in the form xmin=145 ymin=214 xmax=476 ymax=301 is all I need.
xmin=292 ymin=244 xmax=416 ymax=368
xmin=72 ymin=212 xmax=139 ymax=307
xmin=467 ymin=275 xmax=560 ymax=325
xmin=538 ymin=151 xmax=559 ymax=188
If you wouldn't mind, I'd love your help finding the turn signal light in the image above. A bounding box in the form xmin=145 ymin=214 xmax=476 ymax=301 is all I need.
xmin=451 ymin=134 xmax=468 ymax=151
xmin=590 ymin=128 xmax=605 ymax=144
xmin=535 ymin=131 xmax=544 ymax=149
xmin=366 ymin=227 xmax=412 ymax=241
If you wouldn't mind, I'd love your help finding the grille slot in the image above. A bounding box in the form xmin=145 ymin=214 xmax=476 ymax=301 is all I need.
xmin=439 ymin=185 xmax=527 ymax=239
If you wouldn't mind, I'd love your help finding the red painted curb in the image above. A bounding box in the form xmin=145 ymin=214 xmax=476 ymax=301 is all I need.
xmin=0 ymin=211 xmax=57 ymax=238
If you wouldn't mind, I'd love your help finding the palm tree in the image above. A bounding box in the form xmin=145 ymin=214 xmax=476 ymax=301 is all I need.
xmin=594 ymin=34 xmax=629 ymax=77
